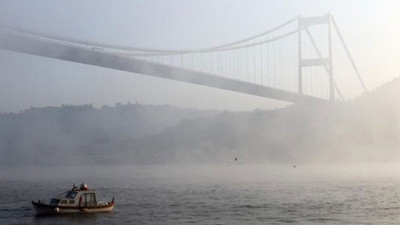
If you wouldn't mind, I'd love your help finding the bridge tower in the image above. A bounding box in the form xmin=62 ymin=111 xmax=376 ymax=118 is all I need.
xmin=298 ymin=14 xmax=334 ymax=101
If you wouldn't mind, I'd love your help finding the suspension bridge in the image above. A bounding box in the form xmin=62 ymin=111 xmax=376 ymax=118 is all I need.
xmin=0 ymin=14 xmax=366 ymax=103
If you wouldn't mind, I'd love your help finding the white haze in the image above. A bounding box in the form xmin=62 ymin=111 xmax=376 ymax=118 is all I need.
xmin=3 ymin=164 xmax=400 ymax=185
xmin=0 ymin=0 xmax=399 ymax=112
xmin=0 ymin=1 xmax=399 ymax=182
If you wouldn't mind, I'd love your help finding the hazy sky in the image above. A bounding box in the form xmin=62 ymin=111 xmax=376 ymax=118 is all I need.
xmin=0 ymin=0 xmax=399 ymax=112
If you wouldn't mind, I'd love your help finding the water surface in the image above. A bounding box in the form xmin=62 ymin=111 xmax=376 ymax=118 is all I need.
xmin=1 ymin=164 xmax=400 ymax=224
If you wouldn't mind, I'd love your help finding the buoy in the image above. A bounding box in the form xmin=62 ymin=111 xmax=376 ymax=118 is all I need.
xmin=54 ymin=207 xmax=60 ymax=213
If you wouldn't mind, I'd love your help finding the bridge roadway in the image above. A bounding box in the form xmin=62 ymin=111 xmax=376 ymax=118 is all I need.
xmin=0 ymin=30 xmax=326 ymax=103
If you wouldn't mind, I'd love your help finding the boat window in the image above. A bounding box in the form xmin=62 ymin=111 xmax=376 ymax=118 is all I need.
xmin=50 ymin=199 xmax=60 ymax=204
xmin=69 ymin=200 xmax=75 ymax=204
xmin=60 ymin=200 xmax=67 ymax=204
xmin=65 ymin=191 xmax=77 ymax=199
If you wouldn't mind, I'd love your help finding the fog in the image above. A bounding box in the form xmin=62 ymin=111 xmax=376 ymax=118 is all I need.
xmin=1 ymin=76 xmax=400 ymax=168
xmin=3 ymin=164 xmax=400 ymax=185
xmin=3 ymin=3 xmax=400 ymax=225
xmin=1 ymin=1 xmax=400 ymax=177
xmin=0 ymin=1 xmax=400 ymax=112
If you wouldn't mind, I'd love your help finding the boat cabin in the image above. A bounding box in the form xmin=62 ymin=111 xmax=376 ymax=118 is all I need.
xmin=49 ymin=184 xmax=98 ymax=207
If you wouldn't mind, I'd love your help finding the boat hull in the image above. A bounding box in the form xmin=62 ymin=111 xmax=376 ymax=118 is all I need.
xmin=32 ymin=201 xmax=114 ymax=215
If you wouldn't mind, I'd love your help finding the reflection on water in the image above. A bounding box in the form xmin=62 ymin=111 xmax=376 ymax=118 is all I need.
xmin=34 ymin=213 xmax=99 ymax=223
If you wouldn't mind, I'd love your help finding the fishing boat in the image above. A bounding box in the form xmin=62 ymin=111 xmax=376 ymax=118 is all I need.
xmin=32 ymin=183 xmax=114 ymax=215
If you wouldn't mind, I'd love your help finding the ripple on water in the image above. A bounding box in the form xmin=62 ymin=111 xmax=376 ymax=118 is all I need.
xmin=2 ymin=165 xmax=400 ymax=225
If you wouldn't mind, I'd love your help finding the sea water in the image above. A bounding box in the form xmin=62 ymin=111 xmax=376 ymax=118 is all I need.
xmin=1 ymin=164 xmax=400 ymax=224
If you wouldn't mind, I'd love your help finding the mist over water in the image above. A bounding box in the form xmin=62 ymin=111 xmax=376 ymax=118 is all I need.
xmin=3 ymin=163 xmax=400 ymax=184
xmin=1 ymin=76 xmax=400 ymax=224
xmin=1 ymin=1 xmax=400 ymax=224
xmin=1 ymin=65 xmax=400 ymax=225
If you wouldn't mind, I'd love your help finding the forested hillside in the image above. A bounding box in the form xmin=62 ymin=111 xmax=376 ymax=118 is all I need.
xmin=1 ymin=77 xmax=400 ymax=166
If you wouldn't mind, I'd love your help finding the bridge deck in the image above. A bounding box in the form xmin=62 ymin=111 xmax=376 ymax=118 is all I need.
xmin=0 ymin=30 xmax=326 ymax=103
